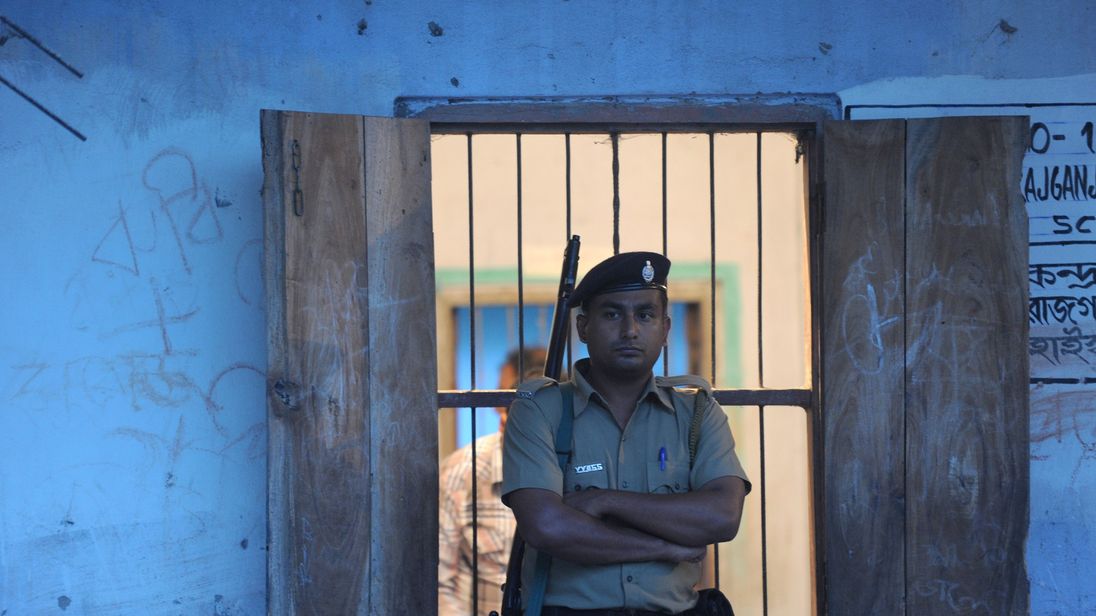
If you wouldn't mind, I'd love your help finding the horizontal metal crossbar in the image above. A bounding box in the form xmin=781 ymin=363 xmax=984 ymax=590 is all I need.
xmin=437 ymin=388 xmax=812 ymax=409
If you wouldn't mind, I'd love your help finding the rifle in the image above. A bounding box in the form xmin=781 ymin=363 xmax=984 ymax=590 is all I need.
xmin=494 ymin=235 xmax=580 ymax=616
xmin=544 ymin=235 xmax=581 ymax=381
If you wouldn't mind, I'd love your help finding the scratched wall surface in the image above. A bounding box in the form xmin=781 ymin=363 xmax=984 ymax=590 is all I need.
xmin=2 ymin=1 xmax=1095 ymax=614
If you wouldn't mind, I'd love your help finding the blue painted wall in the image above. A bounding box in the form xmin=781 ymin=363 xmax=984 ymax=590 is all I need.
xmin=2 ymin=1 xmax=1094 ymax=613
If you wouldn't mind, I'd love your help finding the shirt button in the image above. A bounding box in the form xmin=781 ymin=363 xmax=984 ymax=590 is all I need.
xmin=621 ymin=481 xmax=629 ymax=488
xmin=574 ymin=484 xmax=581 ymax=492
xmin=627 ymin=575 xmax=634 ymax=582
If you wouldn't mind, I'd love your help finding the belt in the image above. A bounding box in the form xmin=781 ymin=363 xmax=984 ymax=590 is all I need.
xmin=541 ymin=607 xmax=676 ymax=616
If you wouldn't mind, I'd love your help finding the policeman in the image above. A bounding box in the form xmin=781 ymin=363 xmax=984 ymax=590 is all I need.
xmin=502 ymin=251 xmax=751 ymax=616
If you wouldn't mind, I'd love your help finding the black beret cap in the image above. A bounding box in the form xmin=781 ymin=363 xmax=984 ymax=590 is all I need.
xmin=569 ymin=251 xmax=671 ymax=308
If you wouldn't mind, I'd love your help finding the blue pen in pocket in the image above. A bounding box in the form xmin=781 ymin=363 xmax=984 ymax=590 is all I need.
xmin=658 ymin=446 xmax=667 ymax=471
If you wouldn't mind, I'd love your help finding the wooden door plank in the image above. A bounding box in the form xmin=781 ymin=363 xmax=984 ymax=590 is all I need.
xmin=361 ymin=117 xmax=438 ymax=616
xmin=261 ymin=109 xmax=293 ymax=616
xmin=265 ymin=111 xmax=371 ymax=614
xmin=821 ymin=120 xmax=907 ymax=615
xmin=904 ymin=116 xmax=1029 ymax=615
xmin=262 ymin=111 xmax=437 ymax=615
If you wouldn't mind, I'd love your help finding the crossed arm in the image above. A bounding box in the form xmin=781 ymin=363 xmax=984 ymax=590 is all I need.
xmin=506 ymin=475 xmax=747 ymax=566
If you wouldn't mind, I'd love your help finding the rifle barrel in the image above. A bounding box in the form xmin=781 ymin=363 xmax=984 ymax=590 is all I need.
xmin=544 ymin=235 xmax=580 ymax=380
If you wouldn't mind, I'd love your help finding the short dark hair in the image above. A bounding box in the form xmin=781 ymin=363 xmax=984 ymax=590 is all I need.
xmin=503 ymin=346 xmax=548 ymax=385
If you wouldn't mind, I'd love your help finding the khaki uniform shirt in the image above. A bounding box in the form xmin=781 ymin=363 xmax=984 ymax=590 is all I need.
xmin=502 ymin=359 xmax=751 ymax=613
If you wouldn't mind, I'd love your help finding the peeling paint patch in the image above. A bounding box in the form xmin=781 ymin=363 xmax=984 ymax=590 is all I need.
xmin=428 ymin=21 xmax=444 ymax=37
xmin=57 ymin=596 xmax=71 ymax=610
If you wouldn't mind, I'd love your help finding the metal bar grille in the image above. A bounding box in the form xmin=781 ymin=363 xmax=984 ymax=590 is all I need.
xmin=438 ymin=388 xmax=812 ymax=409
xmin=611 ymin=132 xmax=621 ymax=255
xmin=708 ymin=131 xmax=721 ymax=585
xmin=430 ymin=122 xmax=820 ymax=135
xmin=517 ymin=134 xmax=526 ymax=378
xmin=464 ymin=132 xmax=480 ymax=615
xmin=661 ymin=131 xmax=670 ymax=379
xmin=436 ymin=127 xmax=816 ymax=616
xmin=566 ymin=133 xmax=574 ymax=374
xmin=756 ymin=131 xmax=770 ymax=615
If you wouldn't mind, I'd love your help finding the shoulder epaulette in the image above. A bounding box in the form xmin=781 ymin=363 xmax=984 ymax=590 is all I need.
xmin=655 ymin=374 xmax=713 ymax=394
xmin=515 ymin=376 xmax=557 ymax=399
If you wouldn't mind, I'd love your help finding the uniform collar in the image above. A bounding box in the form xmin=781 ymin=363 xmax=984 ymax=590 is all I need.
xmin=570 ymin=358 xmax=676 ymax=416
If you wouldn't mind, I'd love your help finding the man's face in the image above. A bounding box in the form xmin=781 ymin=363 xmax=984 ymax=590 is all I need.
xmin=576 ymin=289 xmax=670 ymax=380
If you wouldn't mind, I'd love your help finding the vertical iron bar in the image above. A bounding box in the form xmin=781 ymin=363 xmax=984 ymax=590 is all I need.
xmin=611 ymin=132 xmax=621 ymax=255
xmin=466 ymin=133 xmax=480 ymax=615
xmin=467 ymin=135 xmax=478 ymax=390
xmin=709 ymin=132 xmax=718 ymax=387
xmin=517 ymin=134 xmax=526 ymax=376
xmin=565 ymin=134 xmax=574 ymax=374
xmin=756 ymin=131 xmax=769 ymax=616
xmin=708 ymin=132 xmax=720 ymax=587
xmin=661 ymin=132 xmax=669 ymax=378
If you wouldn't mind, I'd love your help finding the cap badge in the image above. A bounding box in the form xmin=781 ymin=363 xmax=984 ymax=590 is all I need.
xmin=641 ymin=260 xmax=655 ymax=283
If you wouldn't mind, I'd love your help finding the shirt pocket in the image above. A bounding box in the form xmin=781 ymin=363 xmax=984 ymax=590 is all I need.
xmin=646 ymin=460 xmax=689 ymax=494
xmin=563 ymin=458 xmax=610 ymax=494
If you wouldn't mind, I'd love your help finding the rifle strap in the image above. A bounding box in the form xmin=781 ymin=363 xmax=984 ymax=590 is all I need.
xmin=525 ymin=382 xmax=574 ymax=616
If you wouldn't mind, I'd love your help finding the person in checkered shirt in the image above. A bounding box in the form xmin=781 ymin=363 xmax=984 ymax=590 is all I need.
xmin=439 ymin=347 xmax=548 ymax=616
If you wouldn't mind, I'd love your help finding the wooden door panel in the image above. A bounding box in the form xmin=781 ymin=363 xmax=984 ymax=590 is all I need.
xmin=904 ymin=116 xmax=1029 ymax=615
xmin=822 ymin=119 xmax=907 ymax=615
xmin=822 ymin=116 xmax=1029 ymax=615
xmin=262 ymin=111 xmax=437 ymax=615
